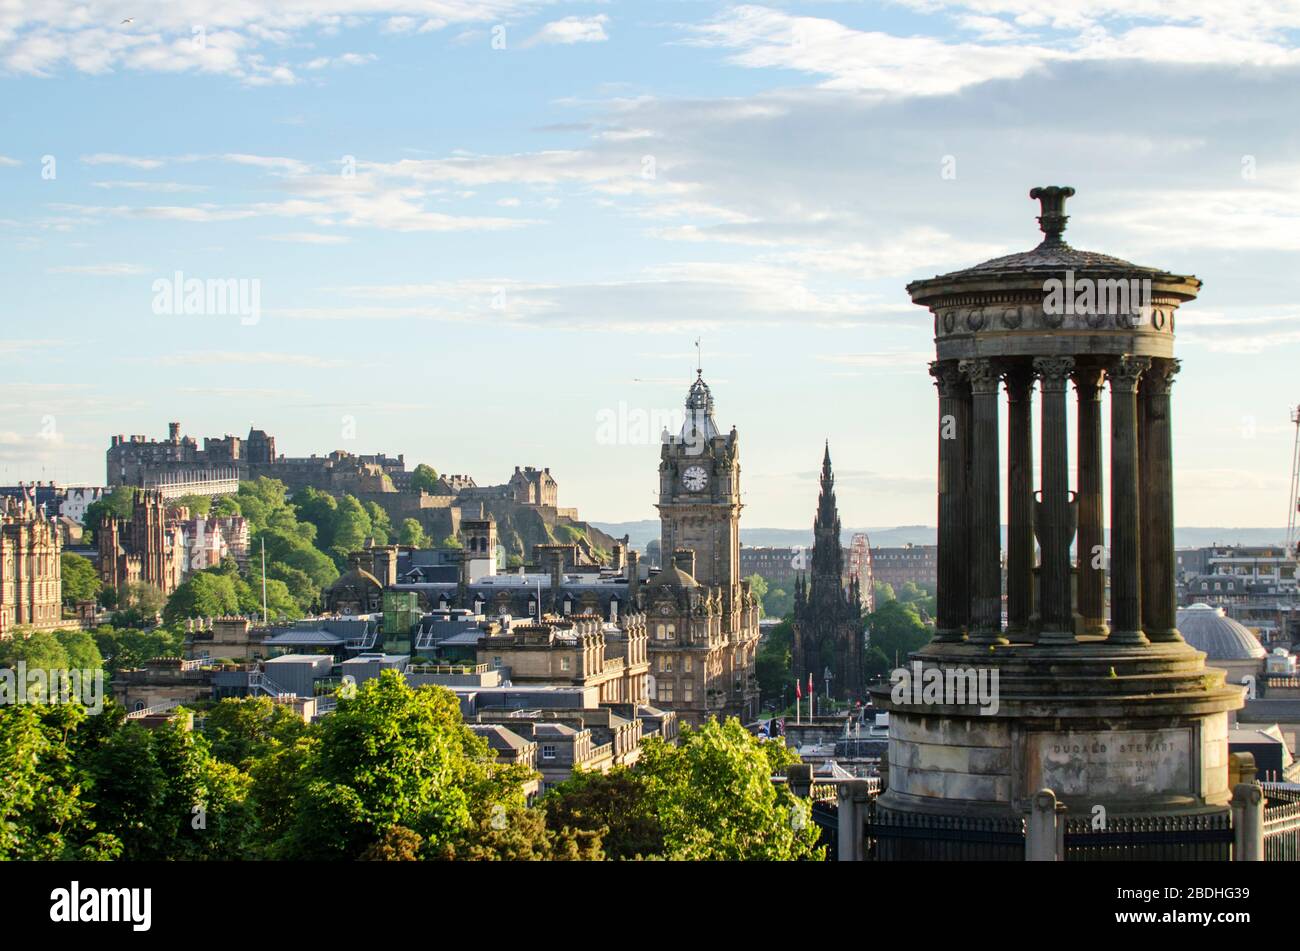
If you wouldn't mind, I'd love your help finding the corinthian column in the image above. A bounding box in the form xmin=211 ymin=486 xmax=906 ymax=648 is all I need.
xmin=960 ymin=358 xmax=1006 ymax=643
xmin=1141 ymin=358 xmax=1182 ymax=643
xmin=1034 ymin=356 xmax=1076 ymax=646
xmin=1005 ymin=362 xmax=1035 ymax=640
xmin=1109 ymin=355 xmax=1151 ymax=645
xmin=1074 ymin=365 xmax=1108 ymax=637
xmin=930 ymin=360 xmax=969 ymax=643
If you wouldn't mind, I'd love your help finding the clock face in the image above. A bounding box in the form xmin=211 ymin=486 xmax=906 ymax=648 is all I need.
xmin=682 ymin=465 xmax=709 ymax=491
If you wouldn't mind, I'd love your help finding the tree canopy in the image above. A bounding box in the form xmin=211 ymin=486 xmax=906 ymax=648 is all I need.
xmin=410 ymin=464 xmax=440 ymax=495
xmin=60 ymin=552 xmax=101 ymax=604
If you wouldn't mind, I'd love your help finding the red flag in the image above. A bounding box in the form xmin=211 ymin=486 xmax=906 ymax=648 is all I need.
xmin=808 ymin=672 xmax=814 ymax=697
xmin=795 ymin=679 xmax=802 ymax=699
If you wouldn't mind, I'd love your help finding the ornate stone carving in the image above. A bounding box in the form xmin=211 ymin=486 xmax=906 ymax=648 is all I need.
xmin=1032 ymin=355 xmax=1075 ymax=391
xmin=929 ymin=360 xmax=966 ymax=397
xmin=1108 ymin=355 xmax=1151 ymax=391
xmin=966 ymin=308 xmax=987 ymax=331
xmin=1141 ymin=358 xmax=1180 ymax=396
xmin=959 ymin=357 xmax=1001 ymax=394
xmin=1001 ymin=307 xmax=1022 ymax=329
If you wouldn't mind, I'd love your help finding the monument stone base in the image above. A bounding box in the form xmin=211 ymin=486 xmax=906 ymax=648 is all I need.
xmin=869 ymin=638 xmax=1245 ymax=819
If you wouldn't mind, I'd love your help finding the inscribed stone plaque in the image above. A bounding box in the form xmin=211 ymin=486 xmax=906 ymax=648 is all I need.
xmin=1026 ymin=728 xmax=1192 ymax=797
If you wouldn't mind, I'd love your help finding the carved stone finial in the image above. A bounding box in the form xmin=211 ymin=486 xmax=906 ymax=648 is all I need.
xmin=1029 ymin=185 xmax=1075 ymax=245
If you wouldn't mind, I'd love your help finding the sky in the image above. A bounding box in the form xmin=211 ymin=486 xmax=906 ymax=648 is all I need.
xmin=2 ymin=0 xmax=1299 ymax=530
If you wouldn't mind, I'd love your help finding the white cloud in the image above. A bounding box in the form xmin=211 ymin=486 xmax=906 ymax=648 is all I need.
xmin=0 ymin=1 xmax=541 ymax=82
xmin=526 ymin=15 xmax=610 ymax=47
xmin=683 ymin=4 xmax=1300 ymax=97
xmin=91 ymin=180 xmax=209 ymax=192
xmin=81 ymin=153 xmax=164 ymax=169
xmin=157 ymin=350 xmax=349 ymax=369
xmin=263 ymin=232 xmax=351 ymax=244
xmin=46 ymin=262 xmax=149 ymax=275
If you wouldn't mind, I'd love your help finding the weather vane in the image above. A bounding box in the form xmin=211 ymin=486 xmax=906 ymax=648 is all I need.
xmin=694 ymin=337 xmax=702 ymax=377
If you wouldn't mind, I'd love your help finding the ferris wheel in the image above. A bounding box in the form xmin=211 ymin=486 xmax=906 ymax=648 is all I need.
xmin=848 ymin=532 xmax=874 ymax=612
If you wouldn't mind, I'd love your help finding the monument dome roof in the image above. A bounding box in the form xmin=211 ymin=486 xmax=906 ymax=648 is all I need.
xmin=1176 ymin=603 xmax=1267 ymax=661
xmin=330 ymin=566 xmax=382 ymax=592
xmin=911 ymin=185 xmax=1192 ymax=287
xmin=646 ymin=564 xmax=699 ymax=588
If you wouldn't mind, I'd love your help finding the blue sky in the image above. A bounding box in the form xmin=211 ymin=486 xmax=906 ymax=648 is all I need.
xmin=3 ymin=1 xmax=1299 ymax=529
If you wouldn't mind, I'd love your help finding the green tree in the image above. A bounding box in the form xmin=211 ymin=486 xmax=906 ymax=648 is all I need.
xmin=329 ymin=494 xmax=373 ymax=565
xmin=0 ymin=703 xmax=120 ymax=860
xmin=542 ymin=767 xmax=663 ymax=860
xmin=636 ymin=719 xmax=822 ymax=861
xmin=0 ymin=629 xmax=69 ymax=672
xmin=54 ymin=629 xmax=104 ymax=671
xmin=92 ymin=625 xmax=185 ymax=673
xmin=896 ymin=581 xmax=926 ymax=603
xmin=60 ymin=552 xmax=101 ymax=604
xmin=211 ymin=495 xmax=242 ymax=518
xmin=864 ymin=645 xmax=892 ymax=681
xmin=83 ymin=486 xmax=136 ymax=534
xmin=123 ymin=581 xmax=165 ymax=617
xmin=173 ymin=494 xmax=213 ymax=516
xmin=410 ymin=464 xmax=440 ymax=495
xmin=435 ymin=801 xmax=602 ymax=860
xmin=764 ymin=586 xmax=793 ymax=618
xmin=272 ymin=670 xmax=526 ymax=860
xmin=365 ymin=501 xmax=393 ymax=545
xmin=202 ymin=696 xmax=308 ymax=769
xmin=79 ymin=709 xmax=251 ymax=860
xmin=399 ymin=518 xmax=428 ymax=548
xmin=292 ymin=487 xmax=339 ymax=548
xmin=872 ymin=580 xmax=896 ymax=604
xmin=441 ymin=534 xmax=463 ymax=550
xmin=163 ymin=570 xmax=241 ymax=625
xmin=866 ymin=599 xmax=932 ymax=668
xmin=756 ymin=617 xmax=794 ymax=709
xmin=359 ymin=825 xmax=424 ymax=860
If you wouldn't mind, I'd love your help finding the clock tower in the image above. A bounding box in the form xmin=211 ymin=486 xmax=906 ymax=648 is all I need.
xmin=656 ymin=371 xmax=742 ymax=598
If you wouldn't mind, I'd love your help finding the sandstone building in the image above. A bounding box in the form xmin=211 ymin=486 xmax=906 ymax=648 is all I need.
xmin=98 ymin=489 xmax=184 ymax=598
xmin=646 ymin=372 xmax=761 ymax=725
xmin=0 ymin=490 xmax=63 ymax=638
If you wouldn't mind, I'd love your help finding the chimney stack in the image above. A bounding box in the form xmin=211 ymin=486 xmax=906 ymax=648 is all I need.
xmin=673 ymin=548 xmax=696 ymax=579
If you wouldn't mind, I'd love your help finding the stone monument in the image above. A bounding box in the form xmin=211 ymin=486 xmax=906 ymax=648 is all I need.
xmin=872 ymin=186 xmax=1245 ymax=821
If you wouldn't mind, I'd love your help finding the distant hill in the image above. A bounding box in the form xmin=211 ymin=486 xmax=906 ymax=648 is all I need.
xmin=592 ymin=521 xmax=1288 ymax=553
xmin=591 ymin=521 xmax=936 ymax=551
